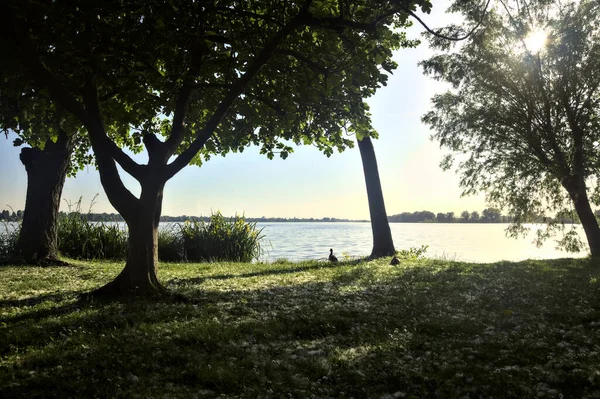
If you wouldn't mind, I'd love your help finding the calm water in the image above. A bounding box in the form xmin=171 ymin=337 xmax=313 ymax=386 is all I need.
xmin=256 ymin=222 xmax=588 ymax=262
xmin=1 ymin=221 xmax=588 ymax=263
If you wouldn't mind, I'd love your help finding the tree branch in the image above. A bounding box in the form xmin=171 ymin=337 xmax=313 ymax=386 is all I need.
xmin=409 ymin=0 xmax=492 ymax=41
xmin=245 ymin=92 xmax=286 ymax=116
xmin=274 ymin=48 xmax=329 ymax=75
xmin=81 ymin=75 xmax=144 ymax=180
xmin=164 ymin=48 xmax=203 ymax=158
xmin=164 ymin=3 xmax=313 ymax=180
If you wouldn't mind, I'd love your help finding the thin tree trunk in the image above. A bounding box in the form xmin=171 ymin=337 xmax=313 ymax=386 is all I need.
xmin=14 ymin=132 xmax=74 ymax=265
xmin=92 ymin=181 xmax=166 ymax=297
xmin=562 ymin=175 xmax=600 ymax=257
xmin=357 ymin=136 xmax=395 ymax=258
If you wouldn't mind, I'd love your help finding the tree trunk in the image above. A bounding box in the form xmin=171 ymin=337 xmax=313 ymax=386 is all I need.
xmin=357 ymin=136 xmax=395 ymax=258
xmin=14 ymin=133 xmax=74 ymax=265
xmin=92 ymin=182 xmax=167 ymax=297
xmin=562 ymin=175 xmax=600 ymax=257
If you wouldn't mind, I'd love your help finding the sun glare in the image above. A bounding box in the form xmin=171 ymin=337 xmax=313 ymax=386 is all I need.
xmin=523 ymin=29 xmax=547 ymax=53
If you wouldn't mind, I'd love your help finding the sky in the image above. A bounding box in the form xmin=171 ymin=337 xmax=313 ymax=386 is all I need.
xmin=0 ymin=1 xmax=487 ymax=220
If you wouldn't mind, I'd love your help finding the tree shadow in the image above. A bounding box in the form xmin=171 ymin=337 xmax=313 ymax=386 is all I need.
xmin=2 ymin=258 xmax=599 ymax=398
xmin=167 ymin=257 xmax=369 ymax=287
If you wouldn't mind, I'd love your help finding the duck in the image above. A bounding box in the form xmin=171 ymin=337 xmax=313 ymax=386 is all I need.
xmin=328 ymin=248 xmax=338 ymax=262
xmin=390 ymin=256 xmax=400 ymax=266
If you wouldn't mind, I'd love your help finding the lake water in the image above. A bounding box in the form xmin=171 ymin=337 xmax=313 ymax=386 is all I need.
xmin=256 ymin=222 xmax=588 ymax=262
xmin=1 ymin=221 xmax=588 ymax=263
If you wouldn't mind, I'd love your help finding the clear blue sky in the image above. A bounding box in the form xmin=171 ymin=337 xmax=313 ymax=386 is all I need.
xmin=0 ymin=2 xmax=487 ymax=220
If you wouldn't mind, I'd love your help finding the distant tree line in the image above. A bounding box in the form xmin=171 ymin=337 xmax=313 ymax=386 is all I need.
xmin=0 ymin=211 xmax=369 ymax=223
xmin=2 ymin=208 xmax=586 ymax=224
xmin=387 ymin=208 xmax=587 ymax=224
xmin=0 ymin=210 xmax=23 ymax=221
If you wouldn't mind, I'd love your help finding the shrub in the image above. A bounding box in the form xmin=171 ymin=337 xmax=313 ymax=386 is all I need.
xmin=181 ymin=212 xmax=265 ymax=262
xmin=396 ymin=245 xmax=429 ymax=260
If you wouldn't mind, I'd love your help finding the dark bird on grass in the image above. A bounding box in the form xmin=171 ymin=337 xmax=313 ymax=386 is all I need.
xmin=390 ymin=256 xmax=400 ymax=266
xmin=329 ymin=248 xmax=338 ymax=262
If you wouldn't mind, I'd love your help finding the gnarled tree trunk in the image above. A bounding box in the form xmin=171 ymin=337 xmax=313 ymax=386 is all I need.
xmin=357 ymin=136 xmax=395 ymax=258
xmin=14 ymin=132 xmax=74 ymax=265
xmin=93 ymin=179 xmax=167 ymax=297
xmin=561 ymin=175 xmax=600 ymax=257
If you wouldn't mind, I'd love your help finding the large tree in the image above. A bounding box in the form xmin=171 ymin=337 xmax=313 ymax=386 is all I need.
xmin=422 ymin=0 xmax=600 ymax=256
xmin=0 ymin=72 xmax=91 ymax=264
xmin=1 ymin=0 xmax=432 ymax=296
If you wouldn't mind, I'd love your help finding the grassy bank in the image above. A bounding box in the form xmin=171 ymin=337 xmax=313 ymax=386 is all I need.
xmin=1 ymin=257 xmax=600 ymax=398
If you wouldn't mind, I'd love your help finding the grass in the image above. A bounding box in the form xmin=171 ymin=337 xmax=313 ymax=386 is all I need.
xmin=1 ymin=257 xmax=600 ymax=398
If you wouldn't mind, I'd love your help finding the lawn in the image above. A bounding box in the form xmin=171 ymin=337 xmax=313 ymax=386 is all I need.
xmin=1 ymin=257 xmax=600 ymax=398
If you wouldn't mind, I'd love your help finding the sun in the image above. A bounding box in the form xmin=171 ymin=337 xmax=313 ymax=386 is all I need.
xmin=523 ymin=29 xmax=547 ymax=53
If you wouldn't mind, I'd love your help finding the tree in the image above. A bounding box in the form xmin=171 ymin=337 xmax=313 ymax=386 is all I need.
xmin=1 ymin=71 xmax=91 ymax=264
xmin=2 ymin=0 xmax=432 ymax=296
xmin=481 ymin=208 xmax=501 ymax=223
xmin=470 ymin=211 xmax=480 ymax=222
xmin=460 ymin=210 xmax=470 ymax=222
xmin=357 ymin=136 xmax=395 ymax=257
xmin=422 ymin=0 xmax=600 ymax=255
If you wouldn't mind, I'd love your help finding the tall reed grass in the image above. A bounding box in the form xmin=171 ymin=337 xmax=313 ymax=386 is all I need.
xmin=180 ymin=212 xmax=265 ymax=262
xmin=57 ymin=197 xmax=128 ymax=260
xmin=0 ymin=221 xmax=20 ymax=259
xmin=158 ymin=224 xmax=185 ymax=262
xmin=3 ymin=196 xmax=264 ymax=263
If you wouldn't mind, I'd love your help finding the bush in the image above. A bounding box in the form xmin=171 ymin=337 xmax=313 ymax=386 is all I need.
xmin=181 ymin=212 xmax=265 ymax=262
xmin=396 ymin=245 xmax=429 ymax=260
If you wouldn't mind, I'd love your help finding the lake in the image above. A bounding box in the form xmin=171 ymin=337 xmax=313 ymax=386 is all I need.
xmin=1 ymin=221 xmax=588 ymax=262
xmin=256 ymin=222 xmax=588 ymax=262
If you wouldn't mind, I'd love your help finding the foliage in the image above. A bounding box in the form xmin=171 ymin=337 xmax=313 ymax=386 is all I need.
xmin=1 ymin=0 xmax=435 ymax=293
xmin=396 ymin=244 xmax=428 ymax=259
xmin=180 ymin=212 xmax=265 ymax=262
xmin=57 ymin=198 xmax=128 ymax=260
xmin=1 ymin=257 xmax=600 ymax=398
xmin=422 ymin=0 xmax=600 ymax=252
xmin=0 ymin=220 xmax=20 ymax=259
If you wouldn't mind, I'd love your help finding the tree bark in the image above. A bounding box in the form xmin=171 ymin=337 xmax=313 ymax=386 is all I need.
xmin=357 ymin=136 xmax=395 ymax=258
xmin=14 ymin=133 xmax=74 ymax=265
xmin=561 ymin=175 xmax=600 ymax=257
xmin=92 ymin=181 xmax=167 ymax=297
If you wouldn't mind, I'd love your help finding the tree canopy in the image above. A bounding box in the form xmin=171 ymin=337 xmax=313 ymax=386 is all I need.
xmin=1 ymin=0 xmax=436 ymax=295
xmin=422 ymin=0 xmax=600 ymax=254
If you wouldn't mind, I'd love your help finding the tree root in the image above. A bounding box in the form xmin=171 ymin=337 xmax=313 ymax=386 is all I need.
xmin=84 ymin=273 xmax=189 ymax=302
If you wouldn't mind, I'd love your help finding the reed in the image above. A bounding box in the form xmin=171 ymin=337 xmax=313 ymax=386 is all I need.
xmin=57 ymin=197 xmax=128 ymax=260
xmin=0 ymin=221 xmax=20 ymax=259
xmin=157 ymin=223 xmax=185 ymax=262
xmin=180 ymin=211 xmax=265 ymax=262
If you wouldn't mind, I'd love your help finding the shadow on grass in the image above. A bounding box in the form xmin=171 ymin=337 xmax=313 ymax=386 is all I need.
xmin=167 ymin=257 xmax=369 ymax=287
xmin=0 ymin=291 xmax=81 ymax=310
xmin=1 ymin=257 xmax=599 ymax=398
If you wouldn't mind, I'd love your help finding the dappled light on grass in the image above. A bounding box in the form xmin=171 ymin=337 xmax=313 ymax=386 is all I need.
xmin=1 ymin=258 xmax=600 ymax=397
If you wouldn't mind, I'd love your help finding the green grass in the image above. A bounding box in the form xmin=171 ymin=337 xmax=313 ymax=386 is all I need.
xmin=1 ymin=257 xmax=600 ymax=398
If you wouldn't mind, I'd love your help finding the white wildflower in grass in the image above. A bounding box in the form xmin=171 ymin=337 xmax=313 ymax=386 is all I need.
xmin=1 ymin=258 xmax=600 ymax=397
